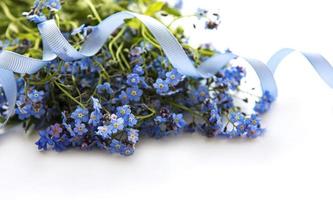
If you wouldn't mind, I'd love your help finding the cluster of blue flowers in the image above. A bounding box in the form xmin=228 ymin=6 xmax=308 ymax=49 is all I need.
xmin=226 ymin=112 xmax=264 ymax=138
xmin=35 ymin=97 xmax=139 ymax=156
xmin=254 ymin=91 xmax=275 ymax=114
xmin=23 ymin=0 xmax=62 ymax=24
xmin=153 ymin=69 xmax=183 ymax=95
xmin=0 ymin=0 xmax=276 ymax=156
xmin=15 ymin=79 xmax=46 ymax=121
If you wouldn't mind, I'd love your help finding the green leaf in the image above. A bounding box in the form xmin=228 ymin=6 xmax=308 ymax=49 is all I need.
xmin=125 ymin=18 xmax=141 ymax=30
xmin=163 ymin=6 xmax=181 ymax=17
xmin=144 ymin=2 xmax=165 ymax=16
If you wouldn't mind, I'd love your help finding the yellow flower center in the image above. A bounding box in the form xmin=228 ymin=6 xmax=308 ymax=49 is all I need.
xmin=131 ymin=91 xmax=137 ymax=96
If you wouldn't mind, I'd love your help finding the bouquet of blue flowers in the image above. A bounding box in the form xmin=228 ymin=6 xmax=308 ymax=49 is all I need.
xmin=0 ymin=0 xmax=274 ymax=156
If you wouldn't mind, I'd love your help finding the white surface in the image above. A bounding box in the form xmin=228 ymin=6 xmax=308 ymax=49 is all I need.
xmin=1 ymin=0 xmax=333 ymax=199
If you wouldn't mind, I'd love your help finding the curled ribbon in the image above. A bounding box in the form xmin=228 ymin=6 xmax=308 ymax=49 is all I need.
xmin=1 ymin=11 xmax=333 ymax=128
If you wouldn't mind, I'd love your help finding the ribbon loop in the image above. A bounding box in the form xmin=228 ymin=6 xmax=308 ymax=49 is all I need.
xmin=268 ymin=48 xmax=333 ymax=88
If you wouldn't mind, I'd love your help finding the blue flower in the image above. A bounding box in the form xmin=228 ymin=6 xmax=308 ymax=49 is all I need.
xmin=244 ymin=115 xmax=264 ymax=138
xmin=109 ymin=117 xmax=124 ymax=134
xmin=229 ymin=112 xmax=245 ymax=124
xmin=49 ymin=123 xmax=63 ymax=138
xmin=96 ymin=125 xmax=112 ymax=138
xmin=35 ymin=130 xmax=54 ymax=151
xmin=133 ymin=64 xmax=144 ymax=75
xmin=127 ymin=129 xmax=139 ymax=144
xmin=62 ymin=112 xmax=76 ymax=136
xmin=97 ymin=82 xmax=113 ymax=95
xmin=172 ymin=113 xmax=186 ymax=128
xmin=71 ymin=107 xmax=89 ymax=123
xmin=127 ymin=114 xmax=137 ymax=127
xmin=118 ymin=91 xmax=129 ymax=104
xmin=245 ymin=114 xmax=260 ymax=126
xmin=43 ymin=0 xmax=62 ymax=11
xmin=52 ymin=134 xmax=71 ymax=152
xmin=116 ymin=105 xmax=131 ymax=118
xmin=31 ymin=104 xmax=46 ymax=118
xmin=120 ymin=146 xmax=135 ymax=156
xmin=16 ymin=78 xmax=25 ymax=94
xmin=254 ymin=101 xmax=270 ymax=114
xmin=228 ymin=113 xmax=264 ymax=138
xmin=254 ymin=91 xmax=275 ymax=114
xmin=130 ymin=46 xmax=144 ymax=57
xmin=217 ymin=66 xmax=245 ymax=90
xmin=236 ymin=123 xmax=247 ymax=136
xmin=15 ymin=100 xmax=32 ymax=120
xmin=166 ymin=69 xmax=182 ymax=86
xmin=209 ymin=108 xmax=220 ymax=123
xmin=126 ymin=73 xmax=141 ymax=86
xmin=89 ymin=110 xmax=102 ymax=126
xmin=246 ymin=125 xmax=264 ymax=138
xmin=262 ymin=90 xmax=275 ymax=102
xmin=76 ymin=58 xmax=92 ymax=70
xmin=91 ymin=97 xmax=102 ymax=111
xmin=195 ymin=86 xmax=209 ymax=102
xmin=126 ymin=87 xmax=143 ymax=102
xmin=220 ymin=93 xmax=234 ymax=109
xmin=28 ymin=90 xmax=44 ymax=103
xmin=73 ymin=123 xmax=88 ymax=136
xmin=153 ymin=78 xmax=169 ymax=94
xmin=24 ymin=14 xmax=47 ymax=24
xmin=154 ymin=116 xmax=167 ymax=123
xmin=109 ymin=139 xmax=122 ymax=153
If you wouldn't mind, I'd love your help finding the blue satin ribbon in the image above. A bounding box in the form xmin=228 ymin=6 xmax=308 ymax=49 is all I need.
xmin=0 ymin=11 xmax=333 ymax=128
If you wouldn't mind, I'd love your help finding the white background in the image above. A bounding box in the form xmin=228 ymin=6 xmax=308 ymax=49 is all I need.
xmin=1 ymin=0 xmax=333 ymax=199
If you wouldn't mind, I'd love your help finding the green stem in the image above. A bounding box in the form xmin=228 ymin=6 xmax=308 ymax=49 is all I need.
xmin=237 ymin=89 xmax=261 ymax=99
xmin=115 ymin=43 xmax=126 ymax=72
xmin=84 ymin=0 xmax=102 ymax=22
xmin=0 ymin=2 xmax=36 ymax=34
xmin=136 ymin=104 xmax=156 ymax=120
xmin=119 ymin=48 xmax=131 ymax=71
xmin=54 ymin=81 xmax=86 ymax=108
xmin=168 ymin=101 xmax=202 ymax=117
xmin=167 ymin=15 xmax=196 ymax=28
xmin=141 ymin=26 xmax=161 ymax=49
xmin=108 ymin=27 xmax=126 ymax=49
xmin=94 ymin=61 xmax=111 ymax=80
